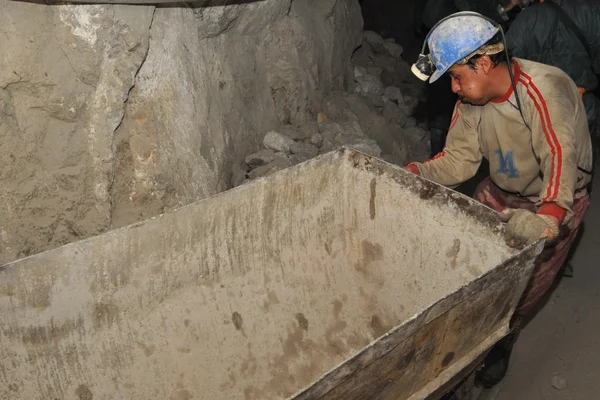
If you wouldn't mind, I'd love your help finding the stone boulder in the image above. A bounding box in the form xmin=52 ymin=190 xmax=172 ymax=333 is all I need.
xmin=0 ymin=2 xmax=154 ymax=262
xmin=0 ymin=0 xmax=363 ymax=264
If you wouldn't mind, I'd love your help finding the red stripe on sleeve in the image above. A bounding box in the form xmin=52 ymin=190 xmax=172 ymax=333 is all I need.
xmin=518 ymin=73 xmax=563 ymax=202
xmin=423 ymin=149 xmax=446 ymax=164
xmin=448 ymin=100 xmax=462 ymax=132
xmin=448 ymin=111 xmax=460 ymax=132
xmin=422 ymin=101 xmax=462 ymax=165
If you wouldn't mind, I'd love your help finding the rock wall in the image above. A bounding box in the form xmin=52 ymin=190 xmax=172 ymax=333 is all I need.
xmin=237 ymin=30 xmax=431 ymax=185
xmin=0 ymin=0 xmax=363 ymax=264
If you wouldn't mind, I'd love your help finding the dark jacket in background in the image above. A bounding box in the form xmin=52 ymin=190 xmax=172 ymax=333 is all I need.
xmin=505 ymin=0 xmax=600 ymax=130
xmin=422 ymin=0 xmax=508 ymax=29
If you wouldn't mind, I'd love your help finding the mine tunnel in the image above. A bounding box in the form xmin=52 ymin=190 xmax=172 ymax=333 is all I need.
xmin=0 ymin=0 xmax=599 ymax=399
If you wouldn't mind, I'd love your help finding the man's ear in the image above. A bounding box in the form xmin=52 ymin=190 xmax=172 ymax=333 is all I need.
xmin=479 ymin=55 xmax=493 ymax=75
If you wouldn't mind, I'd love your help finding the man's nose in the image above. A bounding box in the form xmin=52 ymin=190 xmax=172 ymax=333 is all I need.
xmin=451 ymin=78 xmax=460 ymax=94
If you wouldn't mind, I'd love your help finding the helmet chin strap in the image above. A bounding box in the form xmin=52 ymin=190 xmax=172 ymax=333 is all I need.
xmin=411 ymin=12 xmax=530 ymax=130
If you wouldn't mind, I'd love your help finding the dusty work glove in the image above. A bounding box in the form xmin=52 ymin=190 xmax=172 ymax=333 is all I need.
xmin=500 ymin=208 xmax=560 ymax=248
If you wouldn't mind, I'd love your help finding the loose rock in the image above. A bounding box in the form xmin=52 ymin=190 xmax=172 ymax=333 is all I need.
xmin=354 ymin=65 xmax=367 ymax=79
xmin=403 ymin=94 xmax=419 ymax=111
xmin=373 ymin=54 xmax=396 ymax=73
xmin=263 ymin=130 xmax=296 ymax=153
xmin=382 ymin=101 xmax=408 ymax=127
xmin=309 ymin=132 xmax=324 ymax=147
xmin=298 ymin=120 xmax=319 ymax=139
xmin=382 ymin=153 xmax=404 ymax=165
xmin=351 ymin=45 xmax=375 ymax=68
xmin=366 ymin=93 xmax=384 ymax=108
xmin=289 ymin=153 xmax=312 ymax=164
xmin=244 ymin=149 xmax=276 ymax=168
xmin=360 ymin=116 xmax=399 ymax=157
xmin=405 ymin=117 xmax=417 ymax=128
xmin=334 ymin=133 xmax=345 ymax=144
xmin=381 ymin=69 xmax=403 ymax=87
xmin=356 ymin=74 xmax=385 ymax=96
xmin=290 ymin=141 xmax=319 ymax=157
xmin=403 ymin=126 xmax=429 ymax=141
xmin=395 ymin=59 xmax=414 ymax=81
xmin=383 ymin=86 xmax=404 ymax=104
xmin=343 ymin=93 xmax=380 ymax=133
xmin=322 ymin=93 xmax=360 ymax=123
xmin=363 ymin=30 xmax=384 ymax=48
xmin=320 ymin=128 xmax=345 ymax=154
xmin=340 ymin=119 xmax=366 ymax=137
xmin=383 ymin=42 xmax=403 ymax=59
xmin=366 ymin=66 xmax=383 ymax=79
xmin=342 ymin=137 xmax=381 ymax=157
xmin=318 ymin=120 xmax=345 ymax=136
xmin=247 ymin=164 xmax=276 ymax=179
xmin=247 ymin=153 xmax=291 ymax=179
xmin=320 ymin=139 xmax=341 ymax=154
xmin=279 ymin=124 xmax=309 ymax=141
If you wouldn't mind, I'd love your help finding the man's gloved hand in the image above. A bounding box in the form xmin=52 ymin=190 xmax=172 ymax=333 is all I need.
xmin=499 ymin=208 xmax=560 ymax=248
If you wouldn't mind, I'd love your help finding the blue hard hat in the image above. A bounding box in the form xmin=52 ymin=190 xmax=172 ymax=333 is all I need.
xmin=427 ymin=14 xmax=500 ymax=83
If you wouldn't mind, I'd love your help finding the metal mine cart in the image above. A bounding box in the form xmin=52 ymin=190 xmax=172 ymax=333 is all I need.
xmin=0 ymin=148 xmax=542 ymax=400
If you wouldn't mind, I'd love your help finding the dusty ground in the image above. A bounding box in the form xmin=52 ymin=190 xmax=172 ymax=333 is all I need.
xmin=478 ymin=164 xmax=600 ymax=399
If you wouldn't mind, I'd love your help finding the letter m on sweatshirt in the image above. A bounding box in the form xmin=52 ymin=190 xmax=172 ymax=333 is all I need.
xmin=495 ymin=149 xmax=519 ymax=178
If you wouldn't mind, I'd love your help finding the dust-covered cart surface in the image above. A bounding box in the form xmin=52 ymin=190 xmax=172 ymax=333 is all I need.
xmin=0 ymin=148 xmax=542 ymax=400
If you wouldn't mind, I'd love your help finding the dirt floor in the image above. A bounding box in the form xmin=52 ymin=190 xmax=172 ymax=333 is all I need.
xmin=477 ymin=165 xmax=600 ymax=399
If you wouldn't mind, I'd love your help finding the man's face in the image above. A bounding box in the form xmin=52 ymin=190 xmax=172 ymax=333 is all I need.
xmin=448 ymin=63 xmax=491 ymax=106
